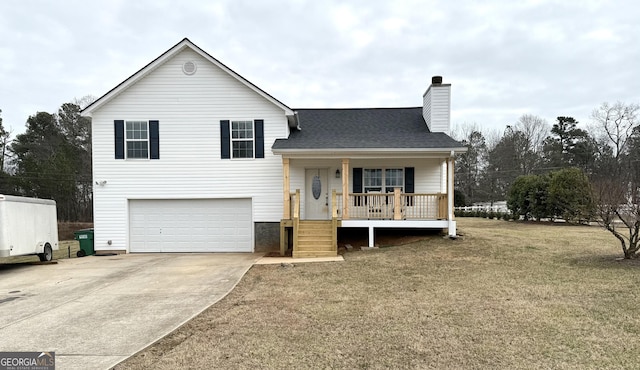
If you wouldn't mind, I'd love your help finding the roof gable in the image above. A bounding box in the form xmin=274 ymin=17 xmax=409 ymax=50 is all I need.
xmin=82 ymin=38 xmax=293 ymax=116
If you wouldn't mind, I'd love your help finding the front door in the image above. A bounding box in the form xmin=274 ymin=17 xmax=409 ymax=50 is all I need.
xmin=305 ymin=168 xmax=329 ymax=220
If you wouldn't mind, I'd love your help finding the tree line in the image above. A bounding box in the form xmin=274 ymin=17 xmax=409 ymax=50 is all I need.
xmin=0 ymin=97 xmax=93 ymax=222
xmin=454 ymin=102 xmax=640 ymax=205
xmin=454 ymin=101 xmax=640 ymax=258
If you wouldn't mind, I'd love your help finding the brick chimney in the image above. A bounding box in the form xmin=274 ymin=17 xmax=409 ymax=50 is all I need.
xmin=422 ymin=76 xmax=451 ymax=135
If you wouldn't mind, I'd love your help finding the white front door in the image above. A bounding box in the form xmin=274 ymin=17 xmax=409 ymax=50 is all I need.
xmin=305 ymin=168 xmax=329 ymax=220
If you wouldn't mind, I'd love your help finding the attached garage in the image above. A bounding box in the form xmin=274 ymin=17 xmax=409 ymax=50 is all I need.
xmin=128 ymin=199 xmax=253 ymax=253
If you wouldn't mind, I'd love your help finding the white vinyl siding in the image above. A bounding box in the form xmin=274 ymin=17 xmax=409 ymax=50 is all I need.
xmin=90 ymin=48 xmax=289 ymax=252
xmin=422 ymin=85 xmax=451 ymax=135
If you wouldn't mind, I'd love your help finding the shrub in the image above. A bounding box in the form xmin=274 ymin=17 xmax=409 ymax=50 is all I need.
xmin=548 ymin=168 xmax=595 ymax=223
xmin=507 ymin=168 xmax=594 ymax=222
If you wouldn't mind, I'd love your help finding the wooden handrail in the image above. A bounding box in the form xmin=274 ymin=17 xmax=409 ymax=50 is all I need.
xmin=331 ymin=190 xmax=338 ymax=252
xmin=293 ymin=189 xmax=300 ymax=219
xmin=331 ymin=190 xmax=338 ymax=218
xmin=293 ymin=189 xmax=300 ymax=253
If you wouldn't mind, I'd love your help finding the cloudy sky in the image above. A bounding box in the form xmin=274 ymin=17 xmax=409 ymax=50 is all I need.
xmin=1 ymin=0 xmax=638 ymax=138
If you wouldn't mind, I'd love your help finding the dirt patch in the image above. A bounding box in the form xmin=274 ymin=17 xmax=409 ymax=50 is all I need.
xmin=338 ymin=227 xmax=441 ymax=249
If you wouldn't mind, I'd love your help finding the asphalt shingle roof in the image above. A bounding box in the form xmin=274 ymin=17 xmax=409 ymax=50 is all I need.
xmin=272 ymin=107 xmax=464 ymax=150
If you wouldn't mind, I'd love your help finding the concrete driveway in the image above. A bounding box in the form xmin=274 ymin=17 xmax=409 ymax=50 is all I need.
xmin=0 ymin=253 xmax=260 ymax=370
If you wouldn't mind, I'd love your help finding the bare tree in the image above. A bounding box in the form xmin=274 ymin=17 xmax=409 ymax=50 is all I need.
xmin=593 ymin=174 xmax=640 ymax=259
xmin=590 ymin=101 xmax=640 ymax=160
xmin=73 ymin=95 xmax=97 ymax=110
xmin=454 ymin=126 xmax=488 ymax=204
xmin=590 ymin=101 xmax=640 ymax=259
xmin=514 ymin=114 xmax=550 ymax=155
xmin=483 ymin=126 xmax=503 ymax=151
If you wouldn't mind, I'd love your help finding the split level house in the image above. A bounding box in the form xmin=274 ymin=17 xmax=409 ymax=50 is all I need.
xmin=81 ymin=38 xmax=466 ymax=258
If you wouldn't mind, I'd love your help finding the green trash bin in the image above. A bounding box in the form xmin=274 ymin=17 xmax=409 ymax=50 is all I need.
xmin=74 ymin=228 xmax=95 ymax=257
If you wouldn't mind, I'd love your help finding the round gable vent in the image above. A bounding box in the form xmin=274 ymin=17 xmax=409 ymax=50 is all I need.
xmin=182 ymin=61 xmax=197 ymax=75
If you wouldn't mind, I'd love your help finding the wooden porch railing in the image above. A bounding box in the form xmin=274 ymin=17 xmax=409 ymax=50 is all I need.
xmin=336 ymin=192 xmax=448 ymax=220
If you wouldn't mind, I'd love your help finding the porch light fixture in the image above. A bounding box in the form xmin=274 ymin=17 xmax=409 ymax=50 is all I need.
xmin=335 ymin=169 xmax=341 ymax=178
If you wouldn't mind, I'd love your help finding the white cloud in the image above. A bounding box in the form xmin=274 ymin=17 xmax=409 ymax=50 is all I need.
xmin=0 ymin=0 xmax=638 ymax=138
xmin=584 ymin=28 xmax=620 ymax=42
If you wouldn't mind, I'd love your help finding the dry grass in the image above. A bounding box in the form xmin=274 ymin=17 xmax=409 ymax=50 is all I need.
xmin=118 ymin=219 xmax=640 ymax=369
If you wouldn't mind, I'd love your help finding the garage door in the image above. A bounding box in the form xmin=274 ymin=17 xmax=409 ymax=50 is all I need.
xmin=129 ymin=199 xmax=252 ymax=252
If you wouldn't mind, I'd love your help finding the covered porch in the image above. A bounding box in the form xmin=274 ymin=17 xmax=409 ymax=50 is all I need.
xmin=279 ymin=156 xmax=456 ymax=257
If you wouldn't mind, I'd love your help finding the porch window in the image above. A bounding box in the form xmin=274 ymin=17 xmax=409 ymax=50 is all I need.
xmin=363 ymin=169 xmax=382 ymax=192
xmin=385 ymin=169 xmax=404 ymax=192
xmin=363 ymin=168 xmax=403 ymax=193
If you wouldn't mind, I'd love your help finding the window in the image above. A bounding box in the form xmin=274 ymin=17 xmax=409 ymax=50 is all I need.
xmin=363 ymin=169 xmax=382 ymax=192
xmin=125 ymin=121 xmax=149 ymax=159
xmin=220 ymin=119 xmax=264 ymax=159
xmin=363 ymin=168 xmax=403 ymax=193
xmin=385 ymin=169 xmax=404 ymax=192
xmin=231 ymin=120 xmax=254 ymax=159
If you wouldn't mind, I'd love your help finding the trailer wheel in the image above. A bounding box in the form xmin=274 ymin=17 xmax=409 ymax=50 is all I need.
xmin=38 ymin=243 xmax=53 ymax=262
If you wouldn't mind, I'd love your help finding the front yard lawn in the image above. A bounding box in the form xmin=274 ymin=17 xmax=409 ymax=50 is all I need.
xmin=118 ymin=218 xmax=640 ymax=369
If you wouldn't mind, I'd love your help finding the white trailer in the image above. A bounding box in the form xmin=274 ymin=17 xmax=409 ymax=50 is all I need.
xmin=0 ymin=195 xmax=59 ymax=262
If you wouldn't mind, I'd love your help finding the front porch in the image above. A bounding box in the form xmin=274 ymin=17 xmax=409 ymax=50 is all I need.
xmin=279 ymin=157 xmax=456 ymax=257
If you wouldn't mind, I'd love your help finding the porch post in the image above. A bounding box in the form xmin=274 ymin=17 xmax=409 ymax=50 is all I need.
xmin=283 ymin=158 xmax=290 ymax=220
xmin=342 ymin=158 xmax=349 ymax=219
xmin=447 ymin=157 xmax=456 ymax=236
xmin=393 ymin=187 xmax=402 ymax=220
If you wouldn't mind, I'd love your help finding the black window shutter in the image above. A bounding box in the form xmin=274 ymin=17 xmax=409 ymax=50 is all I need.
xmin=114 ymin=120 xmax=124 ymax=159
xmin=149 ymin=120 xmax=159 ymax=159
xmin=254 ymin=119 xmax=264 ymax=158
xmin=405 ymin=167 xmax=415 ymax=206
xmin=405 ymin=167 xmax=415 ymax=193
xmin=353 ymin=168 xmax=363 ymax=193
xmin=220 ymin=120 xmax=230 ymax=159
xmin=353 ymin=167 xmax=363 ymax=206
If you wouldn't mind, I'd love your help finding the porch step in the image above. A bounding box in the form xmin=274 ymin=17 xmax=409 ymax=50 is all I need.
xmin=293 ymin=250 xmax=338 ymax=258
xmin=294 ymin=220 xmax=336 ymax=258
xmin=296 ymin=243 xmax=335 ymax=251
xmin=298 ymin=238 xmax=333 ymax=247
xmin=298 ymin=221 xmax=333 ymax=229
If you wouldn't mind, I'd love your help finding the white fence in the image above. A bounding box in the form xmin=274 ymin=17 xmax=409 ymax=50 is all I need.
xmin=455 ymin=201 xmax=510 ymax=214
